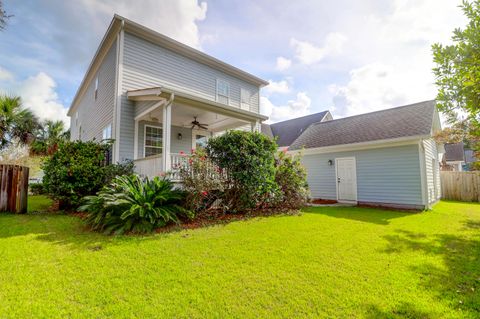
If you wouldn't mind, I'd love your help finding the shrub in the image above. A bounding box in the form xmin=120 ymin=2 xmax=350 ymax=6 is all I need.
xmin=206 ymin=130 xmax=279 ymax=212
xmin=102 ymin=160 xmax=134 ymax=184
xmin=42 ymin=141 xmax=132 ymax=209
xmin=274 ymin=150 xmax=310 ymax=209
xmin=177 ymin=149 xmax=226 ymax=214
xmin=80 ymin=175 xmax=192 ymax=234
xmin=29 ymin=182 xmax=45 ymax=195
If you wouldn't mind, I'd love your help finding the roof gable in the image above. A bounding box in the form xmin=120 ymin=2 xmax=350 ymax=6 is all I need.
xmin=290 ymin=101 xmax=437 ymax=150
xmin=268 ymin=111 xmax=331 ymax=147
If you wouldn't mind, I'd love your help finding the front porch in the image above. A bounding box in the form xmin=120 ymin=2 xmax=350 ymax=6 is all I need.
xmin=128 ymin=87 xmax=266 ymax=179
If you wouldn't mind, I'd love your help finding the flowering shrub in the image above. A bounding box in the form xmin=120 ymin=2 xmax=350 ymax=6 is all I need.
xmin=177 ymin=148 xmax=226 ymax=214
xmin=274 ymin=150 xmax=310 ymax=209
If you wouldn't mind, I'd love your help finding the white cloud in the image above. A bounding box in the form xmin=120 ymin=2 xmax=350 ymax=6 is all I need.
xmin=264 ymin=79 xmax=291 ymax=95
xmin=261 ymin=92 xmax=311 ymax=123
xmin=275 ymin=56 xmax=291 ymax=71
xmin=329 ymin=0 xmax=466 ymax=117
xmin=290 ymin=32 xmax=347 ymax=65
xmin=80 ymin=0 xmax=208 ymax=48
xmin=0 ymin=67 xmax=13 ymax=81
xmin=18 ymin=73 xmax=69 ymax=127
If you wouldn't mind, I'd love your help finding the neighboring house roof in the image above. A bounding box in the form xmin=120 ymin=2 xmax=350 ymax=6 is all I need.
xmin=261 ymin=123 xmax=274 ymax=139
xmin=444 ymin=142 xmax=465 ymax=162
xmin=289 ymin=100 xmax=436 ymax=150
xmin=265 ymin=111 xmax=331 ymax=147
xmin=68 ymin=14 xmax=268 ymax=116
xmin=465 ymin=149 xmax=477 ymax=163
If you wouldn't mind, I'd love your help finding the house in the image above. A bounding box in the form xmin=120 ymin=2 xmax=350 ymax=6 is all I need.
xmin=441 ymin=142 xmax=465 ymax=171
xmin=264 ymin=101 xmax=442 ymax=210
xmin=67 ymin=15 xmax=268 ymax=178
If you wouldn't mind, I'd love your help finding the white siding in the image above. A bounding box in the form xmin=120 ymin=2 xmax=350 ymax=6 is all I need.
xmin=423 ymin=138 xmax=441 ymax=203
xmin=301 ymin=144 xmax=424 ymax=207
xmin=71 ymin=40 xmax=117 ymax=142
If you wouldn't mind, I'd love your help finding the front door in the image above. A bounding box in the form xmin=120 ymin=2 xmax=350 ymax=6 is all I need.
xmin=336 ymin=157 xmax=357 ymax=202
xmin=192 ymin=130 xmax=210 ymax=150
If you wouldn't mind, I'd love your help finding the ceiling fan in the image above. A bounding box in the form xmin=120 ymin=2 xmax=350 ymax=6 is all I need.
xmin=190 ymin=116 xmax=209 ymax=130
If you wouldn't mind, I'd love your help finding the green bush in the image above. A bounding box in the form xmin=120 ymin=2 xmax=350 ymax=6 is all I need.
xmin=80 ymin=175 xmax=192 ymax=234
xmin=42 ymin=141 xmax=133 ymax=209
xmin=274 ymin=150 xmax=310 ymax=209
xmin=206 ymin=130 xmax=279 ymax=212
xmin=29 ymin=182 xmax=45 ymax=195
xmin=102 ymin=160 xmax=134 ymax=184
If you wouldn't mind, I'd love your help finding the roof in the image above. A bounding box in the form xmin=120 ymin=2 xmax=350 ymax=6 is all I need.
xmin=444 ymin=142 xmax=465 ymax=162
xmin=289 ymin=100 xmax=436 ymax=150
xmin=261 ymin=123 xmax=274 ymax=139
xmin=68 ymin=14 xmax=268 ymax=116
xmin=267 ymin=111 xmax=330 ymax=147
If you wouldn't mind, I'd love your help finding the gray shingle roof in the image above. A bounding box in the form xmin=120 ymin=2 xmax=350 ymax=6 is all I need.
xmin=267 ymin=111 xmax=329 ymax=147
xmin=444 ymin=142 xmax=465 ymax=162
xmin=290 ymin=101 xmax=436 ymax=150
xmin=261 ymin=123 xmax=274 ymax=139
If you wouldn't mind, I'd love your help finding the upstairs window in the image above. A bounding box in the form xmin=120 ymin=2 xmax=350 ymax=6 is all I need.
xmin=102 ymin=124 xmax=112 ymax=140
xmin=144 ymin=125 xmax=162 ymax=157
xmin=216 ymin=79 xmax=229 ymax=105
xmin=94 ymin=76 xmax=99 ymax=100
xmin=240 ymin=88 xmax=251 ymax=110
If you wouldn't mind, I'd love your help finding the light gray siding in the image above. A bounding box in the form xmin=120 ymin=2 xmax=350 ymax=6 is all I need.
xmin=301 ymin=144 xmax=423 ymax=206
xmin=71 ymin=40 xmax=117 ymax=142
xmin=423 ymin=138 xmax=441 ymax=203
xmin=137 ymin=120 xmax=193 ymax=158
xmin=117 ymin=32 xmax=261 ymax=160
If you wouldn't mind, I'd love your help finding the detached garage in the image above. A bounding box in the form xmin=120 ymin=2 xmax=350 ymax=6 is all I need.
xmin=263 ymin=101 xmax=443 ymax=210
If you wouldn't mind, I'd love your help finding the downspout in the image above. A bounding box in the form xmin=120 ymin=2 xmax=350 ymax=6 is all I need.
xmin=113 ymin=19 xmax=125 ymax=163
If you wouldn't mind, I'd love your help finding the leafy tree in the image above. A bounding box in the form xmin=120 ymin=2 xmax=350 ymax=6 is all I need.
xmin=0 ymin=1 xmax=12 ymax=31
xmin=432 ymin=0 xmax=480 ymax=123
xmin=0 ymin=95 xmax=40 ymax=149
xmin=434 ymin=119 xmax=480 ymax=148
xmin=30 ymin=120 xmax=70 ymax=155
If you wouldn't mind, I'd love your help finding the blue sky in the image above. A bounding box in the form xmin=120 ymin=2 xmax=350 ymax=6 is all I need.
xmin=0 ymin=0 xmax=467 ymax=126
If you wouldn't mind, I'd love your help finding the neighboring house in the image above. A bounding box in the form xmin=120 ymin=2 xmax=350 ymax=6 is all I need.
xmin=464 ymin=149 xmax=478 ymax=170
xmin=267 ymin=101 xmax=442 ymax=210
xmin=442 ymin=142 xmax=465 ymax=171
xmin=68 ymin=15 xmax=268 ymax=178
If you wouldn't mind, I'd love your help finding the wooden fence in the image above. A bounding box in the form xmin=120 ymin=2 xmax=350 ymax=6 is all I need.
xmin=0 ymin=164 xmax=29 ymax=213
xmin=440 ymin=171 xmax=480 ymax=202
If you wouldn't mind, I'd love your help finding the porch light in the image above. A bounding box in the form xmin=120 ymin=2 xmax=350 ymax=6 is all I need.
xmin=177 ymin=133 xmax=183 ymax=140
xmin=328 ymin=159 xmax=333 ymax=166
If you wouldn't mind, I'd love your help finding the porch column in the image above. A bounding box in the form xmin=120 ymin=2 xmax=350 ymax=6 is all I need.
xmin=251 ymin=120 xmax=260 ymax=133
xmin=162 ymin=101 xmax=172 ymax=172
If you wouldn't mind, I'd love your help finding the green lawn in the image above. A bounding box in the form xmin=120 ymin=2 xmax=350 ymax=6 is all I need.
xmin=0 ymin=200 xmax=479 ymax=318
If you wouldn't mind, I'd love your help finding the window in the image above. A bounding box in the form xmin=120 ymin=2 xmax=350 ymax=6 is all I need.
xmin=216 ymin=79 xmax=229 ymax=105
xmin=144 ymin=125 xmax=162 ymax=157
xmin=78 ymin=125 xmax=82 ymax=140
xmin=102 ymin=124 xmax=112 ymax=140
xmin=240 ymin=88 xmax=250 ymax=110
xmin=94 ymin=76 xmax=99 ymax=100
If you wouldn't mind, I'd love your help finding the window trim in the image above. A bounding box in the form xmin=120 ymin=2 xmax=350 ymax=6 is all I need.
xmin=144 ymin=124 xmax=163 ymax=158
xmin=240 ymin=88 xmax=250 ymax=110
xmin=102 ymin=123 xmax=112 ymax=141
xmin=94 ymin=76 xmax=99 ymax=100
xmin=216 ymin=78 xmax=230 ymax=105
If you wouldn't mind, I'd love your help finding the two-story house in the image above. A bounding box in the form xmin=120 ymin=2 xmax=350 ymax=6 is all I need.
xmin=68 ymin=14 xmax=268 ymax=177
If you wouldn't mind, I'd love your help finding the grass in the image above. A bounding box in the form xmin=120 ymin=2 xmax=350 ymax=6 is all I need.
xmin=0 ymin=200 xmax=479 ymax=318
xmin=27 ymin=195 xmax=53 ymax=213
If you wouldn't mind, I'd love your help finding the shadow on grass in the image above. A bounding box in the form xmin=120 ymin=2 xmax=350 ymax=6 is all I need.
xmin=381 ymin=229 xmax=480 ymax=317
xmin=303 ymin=206 xmax=412 ymax=225
xmin=365 ymin=302 xmax=435 ymax=319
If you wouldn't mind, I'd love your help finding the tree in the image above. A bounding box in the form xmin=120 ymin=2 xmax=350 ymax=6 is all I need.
xmin=432 ymin=0 xmax=480 ymax=124
xmin=0 ymin=1 xmax=12 ymax=31
xmin=0 ymin=95 xmax=40 ymax=150
xmin=30 ymin=120 xmax=70 ymax=155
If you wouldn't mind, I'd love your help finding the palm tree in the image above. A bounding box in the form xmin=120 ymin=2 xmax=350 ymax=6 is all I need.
xmin=30 ymin=120 xmax=69 ymax=155
xmin=0 ymin=95 xmax=39 ymax=150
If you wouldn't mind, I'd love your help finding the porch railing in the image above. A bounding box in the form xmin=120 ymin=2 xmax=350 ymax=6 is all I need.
xmin=133 ymin=153 xmax=187 ymax=181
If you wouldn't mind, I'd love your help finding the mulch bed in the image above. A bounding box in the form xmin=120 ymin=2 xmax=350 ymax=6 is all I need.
xmin=311 ymin=199 xmax=338 ymax=205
